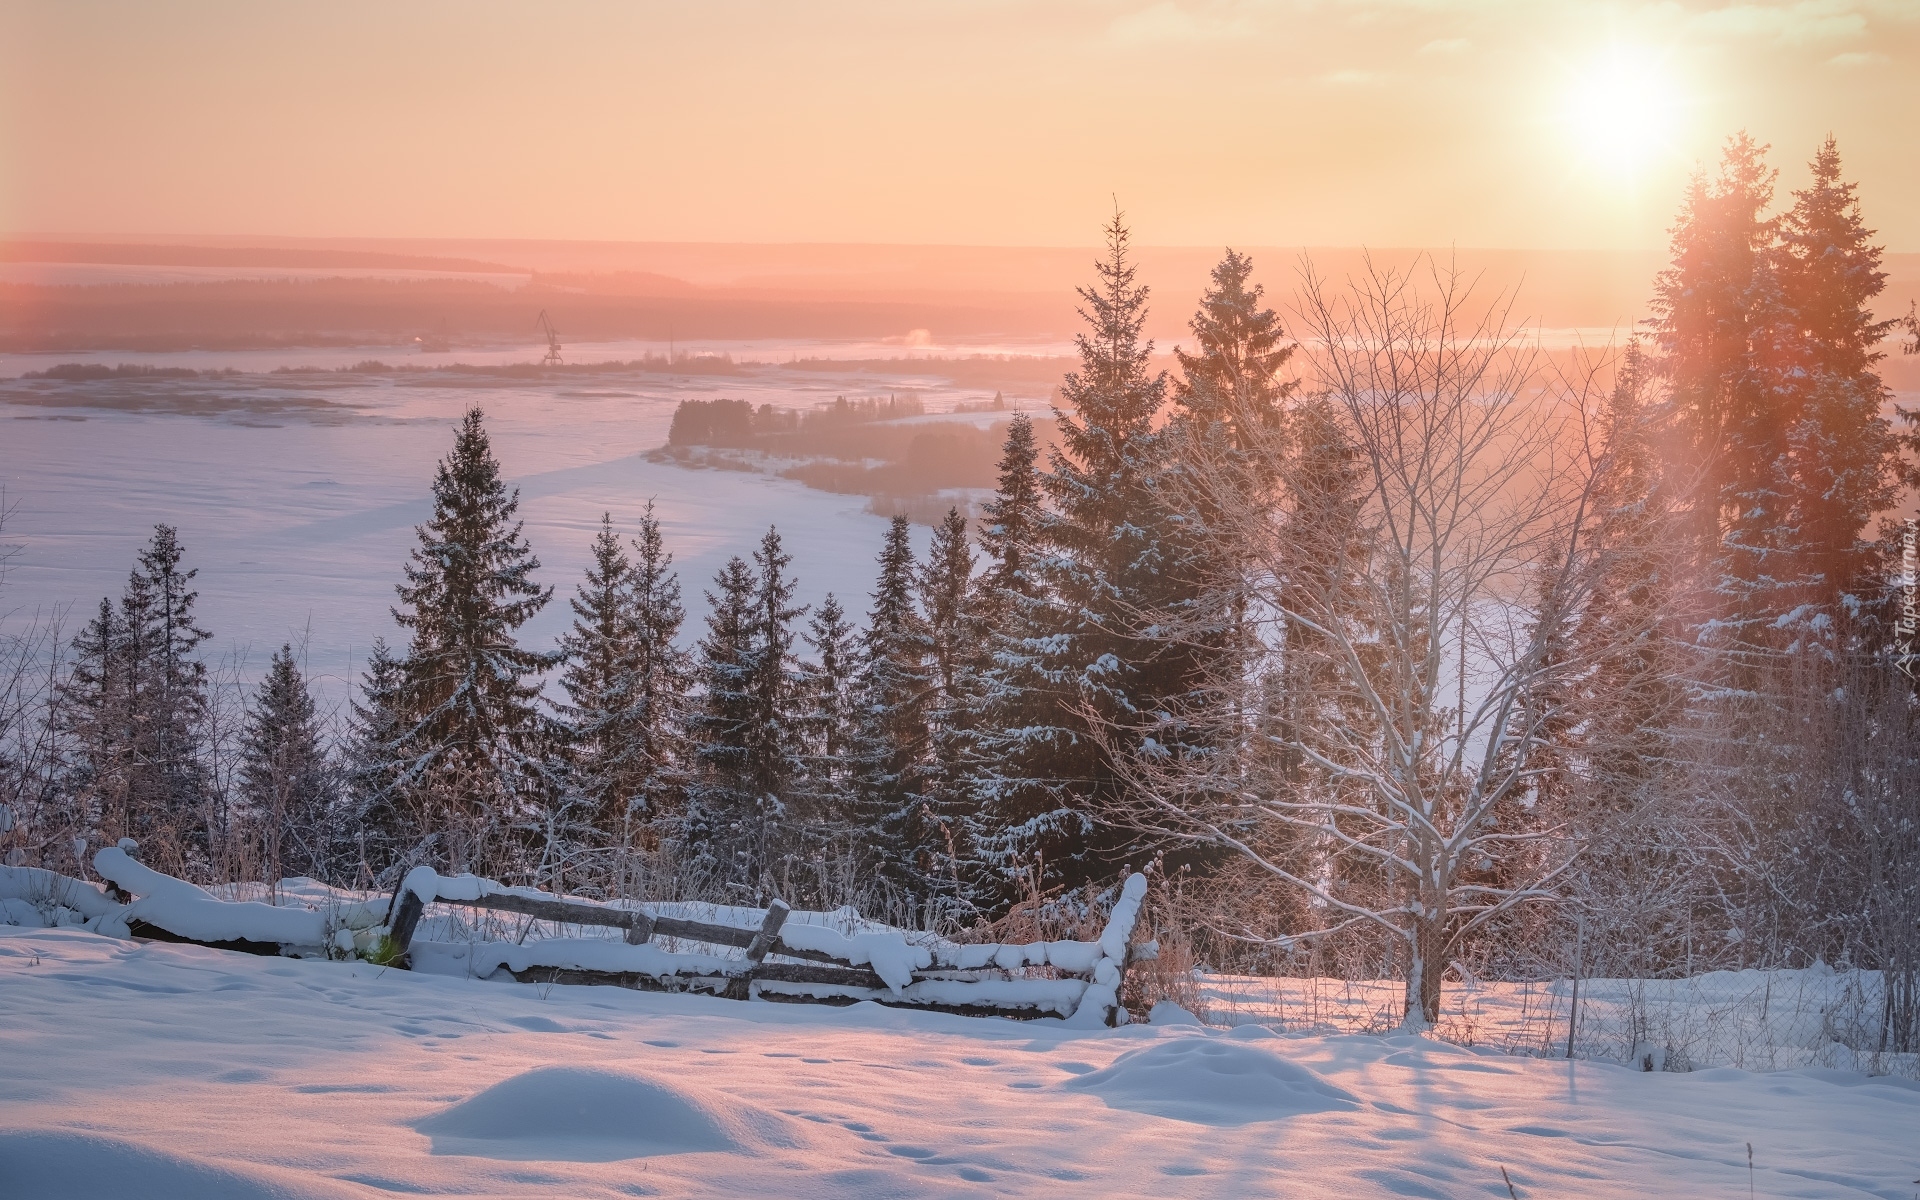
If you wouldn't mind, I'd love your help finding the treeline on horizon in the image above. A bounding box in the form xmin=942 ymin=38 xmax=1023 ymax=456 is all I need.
xmin=2 ymin=135 xmax=1918 ymax=1032
xmin=0 ymin=274 xmax=1069 ymax=354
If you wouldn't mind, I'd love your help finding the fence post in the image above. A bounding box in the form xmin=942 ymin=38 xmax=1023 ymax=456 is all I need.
xmin=726 ymin=899 xmax=791 ymax=1000
xmin=382 ymin=879 xmax=427 ymax=968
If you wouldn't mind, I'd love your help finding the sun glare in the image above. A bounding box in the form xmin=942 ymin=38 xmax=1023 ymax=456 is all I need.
xmin=1562 ymin=46 xmax=1685 ymax=180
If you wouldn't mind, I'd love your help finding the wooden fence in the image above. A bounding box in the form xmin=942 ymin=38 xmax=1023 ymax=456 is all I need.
xmin=4 ymin=849 xmax=1155 ymax=1027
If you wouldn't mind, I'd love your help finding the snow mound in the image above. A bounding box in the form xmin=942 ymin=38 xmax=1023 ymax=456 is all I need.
xmin=415 ymin=1065 xmax=788 ymax=1161
xmin=1063 ymin=1037 xmax=1359 ymax=1126
xmin=1148 ymin=1001 xmax=1201 ymax=1025
xmin=0 ymin=1128 xmax=369 ymax=1199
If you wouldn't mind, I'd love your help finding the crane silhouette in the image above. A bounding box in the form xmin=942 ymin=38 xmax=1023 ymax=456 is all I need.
xmin=536 ymin=310 xmax=563 ymax=368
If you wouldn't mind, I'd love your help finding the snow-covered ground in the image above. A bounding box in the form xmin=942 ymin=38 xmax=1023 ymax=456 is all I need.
xmin=0 ymin=347 xmax=1047 ymax=707
xmin=1198 ymin=970 xmax=1919 ymax=1079
xmin=2 ymin=925 xmax=1915 ymax=1199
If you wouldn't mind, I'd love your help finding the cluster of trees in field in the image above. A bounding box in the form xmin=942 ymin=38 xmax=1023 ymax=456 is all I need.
xmin=2 ymin=136 xmax=1916 ymax=1034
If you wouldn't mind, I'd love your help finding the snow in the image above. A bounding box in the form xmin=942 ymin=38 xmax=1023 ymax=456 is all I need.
xmin=412 ymin=1065 xmax=790 ymax=1161
xmin=1062 ymin=1037 xmax=1360 ymax=1126
xmin=1196 ymin=968 xmax=1920 ymax=1076
xmin=0 ymin=864 xmax=121 ymax=920
xmin=3 ymin=925 xmax=1915 ymax=1198
xmin=1062 ymin=872 xmax=1146 ymax=1027
xmin=0 ymin=1128 xmax=374 ymax=1200
xmin=775 ymin=923 xmax=932 ymax=992
xmin=91 ymin=846 xmax=333 ymax=948
xmin=412 ymin=938 xmax=734 ymax=985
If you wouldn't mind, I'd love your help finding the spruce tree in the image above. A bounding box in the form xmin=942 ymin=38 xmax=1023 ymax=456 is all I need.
xmin=92 ymin=525 xmax=214 ymax=871
xmin=1648 ymin=133 xmax=1786 ymax=642
xmin=625 ymin=502 xmax=691 ymax=836
xmin=744 ymin=526 xmax=806 ymax=884
xmin=1773 ymin=137 xmax=1900 ymax=610
xmin=1173 ymin=248 xmax=1294 ymax=451
xmin=920 ymin=508 xmax=977 ymax=703
xmin=556 ymin=515 xmax=646 ymax=838
xmin=341 ymin=637 xmax=411 ymax=884
xmin=686 ymin=529 xmax=803 ymax=896
xmin=797 ymin=592 xmax=859 ymax=827
xmin=976 ymin=414 xmax=1044 ymax=621
xmin=57 ymin=597 xmax=132 ymax=862
xmin=918 ymin=508 xmax=979 ymax=899
xmin=965 ymin=414 xmax=1065 ymax=906
xmin=239 ymin=644 xmax=334 ymax=884
xmin=686 ymin=556 xmax=759 ymax=885
xmin=1166 ymin=250 xmax=1298 ymax=808
xmin=391 ymin=407 xmax=557 ymax=873
xmin=974 ymin=212 xmax=1209 ymax=903
xmin=851 ymin=516 xmax=937 ymax=902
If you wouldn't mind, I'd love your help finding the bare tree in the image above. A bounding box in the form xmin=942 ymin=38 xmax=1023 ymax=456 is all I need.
xmin=1108 ymin=257 xmax=1624 ymax=1025
xmin=0 ymin=493 xmax=77 ymax=871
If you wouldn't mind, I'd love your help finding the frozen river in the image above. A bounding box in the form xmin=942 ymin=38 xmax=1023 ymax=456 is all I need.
xmin=0 ymin=345 xmax=1052 ymax=709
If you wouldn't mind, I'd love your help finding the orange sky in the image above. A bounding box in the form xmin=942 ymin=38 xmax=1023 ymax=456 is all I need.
xmin=2 ymin=1 xmax=1916 ymax=250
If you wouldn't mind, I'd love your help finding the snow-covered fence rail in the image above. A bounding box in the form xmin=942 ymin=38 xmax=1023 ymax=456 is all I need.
xmin=10 ymin=847 xmax=1152 ymax=1025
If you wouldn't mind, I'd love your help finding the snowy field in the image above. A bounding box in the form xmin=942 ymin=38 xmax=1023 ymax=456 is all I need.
xmin=1196 ymin=971 xmax=1919 ymax=1080
xmin=0 ymin=343 xmax=1050 ymax=708
xmin=2 ymin=925 xmax=1917 ymax=1200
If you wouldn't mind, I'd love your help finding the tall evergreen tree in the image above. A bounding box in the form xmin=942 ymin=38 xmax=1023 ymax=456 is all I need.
xmin=239 ymin=644 xmax=333 ymax=884
xmin=625 ymin=502 xmax=691 ymax=835
xmin=920 ymin=509 xmax=977 ymax=703
xmin=686 ymin=529 xmax=804 ymax=896
xmin=132 ymin=525 xmax=215 ymax=863
xmin=1649 ymin=133 xmax=1792 ymax=648
xmin=1650 ymin=136 xmax=1779 ymax=550
xmin=686 ymin=556 xmax=759 ymax=885
xmin=556 ymin=515 xmax=647 ymax=838
xmin=57 ymin=598 xmax=131 ymax=861
xmin=1773 ymin=137 xmax=1900 ymax=610
xmin=797 ymin=592 xmax=859 ymax=827
xmin=744 ymin=527 xmax=806 ymax=879
xmin=975 ymin=414 xmax=1044 ymax=622
xmin=390 ymin=407 xmax=557 ymax=873
xmin=1166 ymin=251 xmax=1299 ymax=810
xmin=1173 ymin=248 xmax=1294 ymax=452
xmin=918 ymin=508 xmax=979 ymax=899
xmin=61 ymin=526 xmax=217 ymax=872
xmin=341 ymin=637 xmax=412 ymax=884
xmin=965 ymin=414 xmax=1065 ymax=906
xmin=970 ymin=213 xmax=1209 ymax=905
xmin=851 ymin=516 xmax=937 ymax=901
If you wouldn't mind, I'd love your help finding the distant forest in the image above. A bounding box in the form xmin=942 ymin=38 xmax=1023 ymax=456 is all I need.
xmin=0 ymin=275 xmax=1070 ymax=353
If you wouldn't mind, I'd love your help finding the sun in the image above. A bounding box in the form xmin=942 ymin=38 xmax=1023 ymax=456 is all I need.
xmin=1561 ymin=46 xmax=1686 ymax=179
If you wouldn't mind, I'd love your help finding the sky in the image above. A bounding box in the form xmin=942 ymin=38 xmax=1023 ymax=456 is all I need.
xmin=1 ymin=0 xmax=1916 ymax=250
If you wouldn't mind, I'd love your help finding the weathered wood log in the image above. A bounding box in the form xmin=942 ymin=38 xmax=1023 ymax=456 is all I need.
xmin=744 ymin=900 xmax=790 ymax=963
xmin=496 ymin=959 xmax=1066 ymax=1020
xmin=124 ymin=919 xmax=285 ymax=958
xmin=647 ymin=914 xmax=760 ymax=950
xmin=752 ymin=986 xmax=1074 ymax=1020
xmin=751 ymin=959 xmax=887 ymax=990
xmin=383 ymin=888 xmax=425 ymax=967
xmin=726 ymin=899 xmax=792 ymax=999
xmin=445 ymin=890 xmax=656 ymax=943
xmin=505 ymin=964 xmax=730 ymax=995
xmin=766 ymin=937 xmax=855 ymax=967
